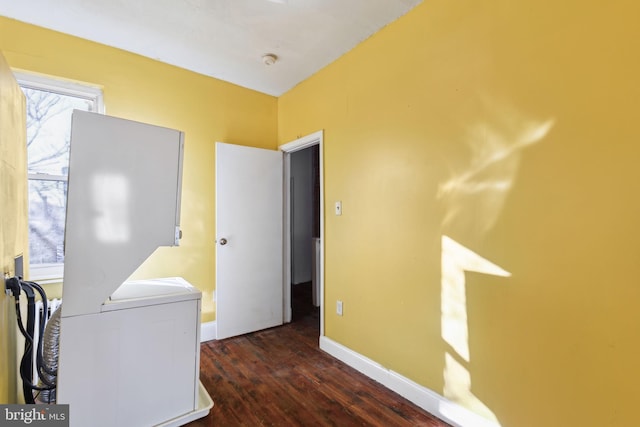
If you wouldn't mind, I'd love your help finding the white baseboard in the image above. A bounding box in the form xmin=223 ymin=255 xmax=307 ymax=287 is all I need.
xmin=200 ymin=321 xmax=217 ymax=342
xmin=319 ymin=336 xmax=499 ymax=427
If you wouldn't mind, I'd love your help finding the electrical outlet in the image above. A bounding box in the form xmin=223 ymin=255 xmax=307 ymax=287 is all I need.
xmin=336 ymin=300 xmax=343 ymax=316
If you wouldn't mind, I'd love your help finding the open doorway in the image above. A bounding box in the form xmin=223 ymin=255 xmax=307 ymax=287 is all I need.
xmin=289 ymin=145 xmax=320 ymax=323
xmin=281 ymin=130 xmax=324 ymax=336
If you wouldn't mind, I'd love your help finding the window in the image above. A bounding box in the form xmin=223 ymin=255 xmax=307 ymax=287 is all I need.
xmin=16 ymin=72 xmax=104 ymax=282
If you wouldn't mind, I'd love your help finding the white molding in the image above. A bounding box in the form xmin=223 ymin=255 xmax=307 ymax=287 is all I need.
xmin=29 ymin=263 xmax=64 ymax=283
xmin=200 ymin=321 xmax=217 ymax=342
xmin=282 ymin=152 xmax=293 ymax=324
xmin=319 ymin=336 xmax=500 ymax=427
xmin=279 ymin=130 xmax=323 ymax=153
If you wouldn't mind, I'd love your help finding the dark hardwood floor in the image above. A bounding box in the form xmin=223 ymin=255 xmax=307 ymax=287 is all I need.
xmin=188 ymin=283 xmax=450 ymax=427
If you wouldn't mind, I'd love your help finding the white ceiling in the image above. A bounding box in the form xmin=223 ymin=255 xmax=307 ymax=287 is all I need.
xmin=0 ymin=0 xmax=423 ymax=96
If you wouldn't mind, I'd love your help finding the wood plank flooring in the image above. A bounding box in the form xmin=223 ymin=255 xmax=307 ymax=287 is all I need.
xmin=188 ymin=284 xmax=450 ymax=427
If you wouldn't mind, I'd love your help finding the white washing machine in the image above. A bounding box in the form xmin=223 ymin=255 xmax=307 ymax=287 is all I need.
xmin=58 ymin=278 xmax=211 ymax=427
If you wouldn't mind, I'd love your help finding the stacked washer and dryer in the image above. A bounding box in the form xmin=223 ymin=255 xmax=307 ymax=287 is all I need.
xmin=56 ymin=111 xmax=212 ymax=426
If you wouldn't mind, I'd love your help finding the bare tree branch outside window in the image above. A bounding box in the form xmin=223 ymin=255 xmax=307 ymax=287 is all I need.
xmin=23 ymin=86 xmax=95 ymax=265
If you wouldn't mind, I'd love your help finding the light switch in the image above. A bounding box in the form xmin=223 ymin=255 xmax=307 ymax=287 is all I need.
xmin=335 ymin=201 xmax=342 ymax=216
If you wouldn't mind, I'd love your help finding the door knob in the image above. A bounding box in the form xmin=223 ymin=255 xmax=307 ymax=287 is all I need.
xmin=219 ymin=238 xmax=228 ymax=246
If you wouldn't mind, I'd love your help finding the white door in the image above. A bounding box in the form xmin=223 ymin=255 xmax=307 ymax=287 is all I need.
xmin=215 ymin=142 xmax=283 ymax=339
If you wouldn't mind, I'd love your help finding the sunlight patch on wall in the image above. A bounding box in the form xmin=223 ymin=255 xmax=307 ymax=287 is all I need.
xmin=441 ymin=236 xmax=510 ymax=361
xmin=436 ymin=99 xmax=554 ymax=425
xmin=441 ymin=235 xmax=510 ymax=424
xmin=439 ymin=97 xmax=555 ymax=238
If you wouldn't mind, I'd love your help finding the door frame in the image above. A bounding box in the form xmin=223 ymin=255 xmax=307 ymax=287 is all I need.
xmin=280 ymin=130 xmax=324 ymax=337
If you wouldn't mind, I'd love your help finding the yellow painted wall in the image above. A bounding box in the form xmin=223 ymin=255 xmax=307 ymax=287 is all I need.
xmin=279 ymin=1 xmax=640 ymax=426
xmin=0 ymin=17 xmax=278 ymax=323
xmin=0 ymin=50 xmax=27 ymax=403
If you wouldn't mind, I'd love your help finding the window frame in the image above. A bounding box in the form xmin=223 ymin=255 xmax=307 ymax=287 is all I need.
xmin=15 ymin=71 xmax=104 ymax=282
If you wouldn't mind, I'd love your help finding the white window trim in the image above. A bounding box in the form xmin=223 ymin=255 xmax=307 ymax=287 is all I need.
xmin=14 ymin=70 xmax=105 ymax=113
xmin=27 ymin=173 xmax=68 ymax=181
xmin=16 ymin=71 xmax=104 ymax=282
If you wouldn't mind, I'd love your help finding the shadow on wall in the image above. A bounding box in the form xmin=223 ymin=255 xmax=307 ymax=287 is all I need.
xmin=437 ymin=98 xmax=554 ymax=426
